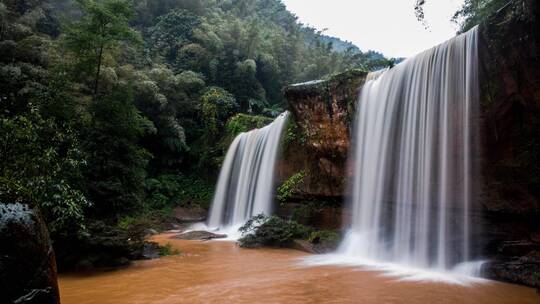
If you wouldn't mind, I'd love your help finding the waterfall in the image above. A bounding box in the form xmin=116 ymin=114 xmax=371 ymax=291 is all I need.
xmin=339 ymin=27 xmax=481 ymax=275
xmin=206 ymin=112 xmax=289 ymax=237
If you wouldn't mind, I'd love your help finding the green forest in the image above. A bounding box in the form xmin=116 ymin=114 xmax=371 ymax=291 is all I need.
xmin=0 ymin=0 xmax=511 ymax=270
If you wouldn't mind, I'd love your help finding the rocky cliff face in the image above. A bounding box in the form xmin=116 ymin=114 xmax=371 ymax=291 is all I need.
xmin=0 ymin=200 xmax=61 ymax=304
xmin=279 ymin=70 xmax=366 ymax=200
xmin=477 ymin=0 xmax=540 ymax=287
xmin=280 ymin=0 xmax=540 ymax=287
xmin=276 ymin=71 xmax=366 ymax=228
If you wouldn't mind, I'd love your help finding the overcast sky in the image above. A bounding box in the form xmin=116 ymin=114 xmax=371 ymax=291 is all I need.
xmin=281 ymin=0 xmax=465 ymax=58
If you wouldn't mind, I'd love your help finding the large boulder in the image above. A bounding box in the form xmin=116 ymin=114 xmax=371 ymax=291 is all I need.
xmin=0 ymin=201 xmax=60 ymax=304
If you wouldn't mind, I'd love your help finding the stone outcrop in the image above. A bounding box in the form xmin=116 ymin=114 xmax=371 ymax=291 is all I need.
xmin=279 ymin=0 xmax=540 ymax=287
xmin=278 ymin=70 xmax=366 ymax=201
xmin=0 ymin=201 xmax=60 ymax=304
xmin=477 ymin=0 xmax=540 ymax=287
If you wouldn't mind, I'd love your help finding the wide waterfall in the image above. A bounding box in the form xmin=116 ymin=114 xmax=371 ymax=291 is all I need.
xmin=305 ymin=27 xmax=483 ymax=281
xmin=342 ymin=26 xmax=481 ymax=275
xmin=206 ymin=112 xmax=289 ymax=238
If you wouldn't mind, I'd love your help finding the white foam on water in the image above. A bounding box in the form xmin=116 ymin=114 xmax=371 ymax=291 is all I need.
xmin=299 ymin=254 xmax=488 ymax=286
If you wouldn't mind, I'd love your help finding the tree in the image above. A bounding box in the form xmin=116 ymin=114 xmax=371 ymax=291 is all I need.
xmin=414 ymin=0 xmax=509 ymax=32
xmin=64 ymin=0 xmax=141 ymax=96
xmin=200 ymin=86 xmax=238 ymax=143
xmin=0 ymin=111 xmax=88 ymax=237
xmin=452 ymin=0 xmax=509 ymax=32
xmin=149 ymin=9 xmax=201 ymax=64
xmin=84 ymin=86 xmax=155 ymax=217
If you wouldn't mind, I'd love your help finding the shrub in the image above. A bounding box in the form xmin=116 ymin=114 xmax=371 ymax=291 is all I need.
xmin=238 ymin=214 xmax=312 ymax=248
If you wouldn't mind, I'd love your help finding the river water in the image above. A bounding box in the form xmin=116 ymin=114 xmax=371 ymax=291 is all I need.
xmin=59 ymin=233 xmax=539 ymax=304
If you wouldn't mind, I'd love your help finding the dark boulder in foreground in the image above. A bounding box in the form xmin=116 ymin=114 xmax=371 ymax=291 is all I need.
xmin=0 ymin=201 xmax=60 ymax=304
xmin=174 ymin=231 xmax=227 ymax=240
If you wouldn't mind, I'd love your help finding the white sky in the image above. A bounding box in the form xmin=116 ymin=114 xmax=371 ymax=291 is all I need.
xmin=281 ymin=0 xmax=465 ymax=58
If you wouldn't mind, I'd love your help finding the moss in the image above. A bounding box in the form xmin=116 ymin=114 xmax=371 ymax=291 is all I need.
xmin=282 ymin=117 xmax=306 ymax=151
xmin=325 ymin=68 xmax=367 ymax=84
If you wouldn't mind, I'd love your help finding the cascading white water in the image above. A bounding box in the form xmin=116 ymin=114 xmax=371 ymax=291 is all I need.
xmin=338 ymin=26 xmax=481 ymax=275
xmin=206 ymin=112 xmax=289 ymax=237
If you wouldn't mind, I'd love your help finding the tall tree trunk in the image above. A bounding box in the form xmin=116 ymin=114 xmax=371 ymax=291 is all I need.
xmin=94 ymin=44 xmax=104 ymax=97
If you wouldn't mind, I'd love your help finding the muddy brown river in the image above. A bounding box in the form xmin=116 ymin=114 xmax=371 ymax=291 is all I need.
xmin=59 ymin=233 xmax=540 ymax=304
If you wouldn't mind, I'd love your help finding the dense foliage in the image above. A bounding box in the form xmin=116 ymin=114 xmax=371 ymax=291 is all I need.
xmin=415 ymin=0 xmax=509 ymax=32
xmin=0 ymin=0 xmax=394 ymax=267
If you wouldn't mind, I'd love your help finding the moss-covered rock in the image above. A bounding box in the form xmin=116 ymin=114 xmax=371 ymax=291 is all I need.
xmin=238 ymin=214 xmax=340 ymax=253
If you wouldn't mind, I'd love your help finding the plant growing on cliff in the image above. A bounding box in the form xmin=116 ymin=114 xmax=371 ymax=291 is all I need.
xmin=283 ymin=118 xmax=307 ymax=148
xmin=277 ymin=170 xmax=306 ymax=203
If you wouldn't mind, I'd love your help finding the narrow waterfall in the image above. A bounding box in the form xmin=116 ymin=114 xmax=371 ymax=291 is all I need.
xmin=207 ymin=112 xmax=289 ymax=236
xmin=341 ymin=27 xmax=480 ymax=273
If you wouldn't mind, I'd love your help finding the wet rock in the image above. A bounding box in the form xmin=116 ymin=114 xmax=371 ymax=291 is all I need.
xmin=0 ymin=202 xmax=60 ymax=304
xmin=291 ymin=239 xmax=318 ymax=254
xmin=498 ymin=240 xmax=540 ymax=256
xmin=483 ymin=253 xmax=540 ymax=288
xmin=173 ymin=231 xmax=227 ymax=240
xmin=172 ymin=206 xmax=207 ymax=223
xmin=142 ymin=242 xmax=161 ymax=259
